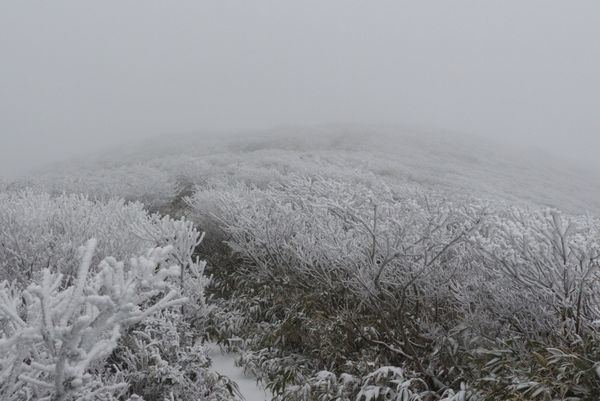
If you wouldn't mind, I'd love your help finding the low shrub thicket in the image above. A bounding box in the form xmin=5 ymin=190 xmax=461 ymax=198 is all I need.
xmin=0 ymin=191 xmax=154 ymax=283
xmin=4 ymin=156 xmax=600 ymax=399
xmin=0 ymin=191 xmax=238 ymax=401
xmin=188 ymin=175 xmax=600 ymax=400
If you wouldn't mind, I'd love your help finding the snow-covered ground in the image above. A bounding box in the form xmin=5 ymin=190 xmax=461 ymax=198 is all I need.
xmin=206 ymin=343 xmax=271 ymax=401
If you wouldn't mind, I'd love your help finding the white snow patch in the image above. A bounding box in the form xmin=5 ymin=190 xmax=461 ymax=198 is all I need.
xmin=206 ymin=343 xmax=271 ymax=401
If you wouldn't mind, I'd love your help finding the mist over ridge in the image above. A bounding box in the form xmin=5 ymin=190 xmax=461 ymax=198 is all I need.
xmin=2 ymin=1 xmax=600 ymax=181
xmin=12 ymin=124 xmax=600 ymax=217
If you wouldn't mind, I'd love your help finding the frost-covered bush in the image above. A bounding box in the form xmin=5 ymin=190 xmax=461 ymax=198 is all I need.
xmin=20 ymin=164 xmax=176 ymax=208
xmin=128 ymin=214 xmax=213 ymax=333
xmin=188 ymin=176 xmax=482 ymax=297
xmin=188 ymin=176 xmax=486 ymax=392
xmin=0 ymin=190 xmax=237 ymax=401
xmin=0 ymin=236 xmax=232 ymax=401
xmin=473 ymin=340 xmax=600 ymax=400
xmin=236 ymin=347 xmax=313 ymax=397
xmin=0 ymin=191 xmax=154 ymax=283
xmin=279 ymin=367 xmax=476 ymax=401
xmin=474 ymin=209 xmax=600 ymax=340
xmin=0 ymin=239 xmax=186 ymax=401
xmin=18 ymin=147 xmax=430 ymax=213
xmin=189 ymin=174 xmax=600 ymax=399
xmin=465 ymin=209 xmax=600 ymax=400
xmin=0 ymin=191 xmax=208 ymax=288
xmin=113 ymin=311 xmax=240 ymax=401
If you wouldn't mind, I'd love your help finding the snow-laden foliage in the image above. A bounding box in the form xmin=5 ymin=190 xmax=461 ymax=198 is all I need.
xmin=474 ymin=209 xmax=600 ymax=340
xmin=189 ymin=175 xmax=600 ymax=400
xmin=0 ymin=190 xmax=241 ymax=401
xmin=5 ymin=139 xmax=600 ymax=400
xmin=0 ymin=191 xmax=154 ymax=283
xmin=0 ymin=239 xmax=185 ymax=401
xmin=278 ymin=367 xmax=476 ymax=401
xmin=113 ymin=312 xmax=241 ymax=401
xmin=18 ymin=129 xmax=600 ymax=216
xmin=14 ymin=164 xmax=176 ymax=209
xmin=189 ymin=177 xmax=484 ymax=380
xmin=0 ymin=191 xmax=210 ymax=294
xmin=466 ymin=209 xmax=600 ymax=399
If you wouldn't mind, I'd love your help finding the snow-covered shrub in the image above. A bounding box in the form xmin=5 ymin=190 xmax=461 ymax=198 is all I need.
xmin=129 ymin=214 xmax=213 ymax=333
xmin=188 ymin=176 xmax=482 ymax=297
xmin=0 ymin=190 xmax=229 ymax=401
xmin=21 ymin=163 xmax=176 ymax=209
xmin=113 ymin=311 xmax=240 ymax=401
xmin=474 ymin=339 xmax=600 ymax=400
xmin=18 ymin=146 xmax=432 ymax=214
xmin=0 ymin=191 xmax=154 ymax=283
xmin=130 ymin=215 xmax=203 ymax=285
xmin=465 ymin=209 xmax=600 ymax=400
xmin=188 ymin=176 xmax=486 ymax=393
xmin=277 ymin=366 xmax=479 ymax=401
xmin=0 ymin=191 xmax=211 ymax=297
xmin=474 ymin=209 xmax=600 ymax=340
xmin=188 ymin=173 xmax=600 ymax=399
xmin=0 ymin=239 xmax=186 ymax=401
xmin=235 ymin=347 xmax=315 ymax=396
xmin=278 ymin=370 xmax=358 ymax=401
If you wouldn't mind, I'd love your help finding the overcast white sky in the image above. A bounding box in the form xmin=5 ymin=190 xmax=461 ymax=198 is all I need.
xmin=1 ymin=1 xmax=599 ymax=178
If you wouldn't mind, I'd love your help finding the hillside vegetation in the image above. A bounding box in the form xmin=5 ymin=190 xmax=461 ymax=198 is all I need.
xmin=16 ymin=126 xmax=600 ymax=215
xmin=1 ymin=128 xmax=599 ymax=400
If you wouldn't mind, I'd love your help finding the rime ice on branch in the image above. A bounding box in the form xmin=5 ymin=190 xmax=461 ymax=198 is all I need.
xmin=0 ymin=239 xmax=186 ymax=401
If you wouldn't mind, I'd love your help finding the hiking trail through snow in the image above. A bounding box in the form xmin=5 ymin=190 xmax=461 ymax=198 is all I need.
xmin=206 ymin=343 xmax=271 ymax=401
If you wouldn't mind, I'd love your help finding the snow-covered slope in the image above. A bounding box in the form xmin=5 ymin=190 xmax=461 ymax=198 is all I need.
xmin=18 ymin=125 xmax=600 ymax=215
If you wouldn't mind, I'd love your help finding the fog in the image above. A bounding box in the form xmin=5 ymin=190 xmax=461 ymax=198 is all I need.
xmin=1 ymin=1 xmax=599 ymax=178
